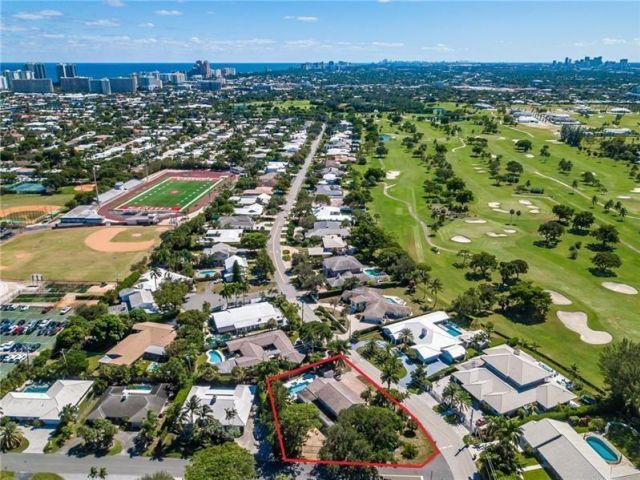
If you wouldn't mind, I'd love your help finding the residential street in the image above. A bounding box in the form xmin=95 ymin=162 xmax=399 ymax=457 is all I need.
xmin=267 ymin=124 xmax=326 ymax=323
xmin=0 ymin=453 xmax=188 ymax=479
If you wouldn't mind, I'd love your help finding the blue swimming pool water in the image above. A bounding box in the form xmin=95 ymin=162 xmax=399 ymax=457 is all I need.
xmin=439 ymin=322 xmax=462 ymax=337
xmin=286 ymin=373 xmax=316 ymax=395
xmin=23 ymin=384 xmax=49 ymax=393
xmin=207 ymin=350 xmax=224 ymax=364
xmin=586 ymin=436 xmax=618 ymax=463
xmin=364 ymin=268 xmax=385 ymax=277
xmin=198 ymin=270 xmax=217 ymax=277
xmin=379 ymin=134 xmax=391 ymax=142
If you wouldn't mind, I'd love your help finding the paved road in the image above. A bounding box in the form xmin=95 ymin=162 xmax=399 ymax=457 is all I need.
xmin=267 ymin=124 xmax=326 ymax=323
xmin=349 ymin=351 xmax=479 ymax=480
xmin=1 ymin=452 xmax=187 ymax=478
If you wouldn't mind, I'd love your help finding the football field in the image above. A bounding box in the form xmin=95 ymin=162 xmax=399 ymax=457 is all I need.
xmin=118 ymin=178 xmax=218 ymax=212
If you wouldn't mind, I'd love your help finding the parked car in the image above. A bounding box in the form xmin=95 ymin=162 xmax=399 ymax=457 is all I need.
xmin=60 ymin=306 xmax=72 ymax=315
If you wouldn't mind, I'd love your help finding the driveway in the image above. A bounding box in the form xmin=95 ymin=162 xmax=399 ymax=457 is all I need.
xmin=21 ymin=426 xmax=55 ymax=453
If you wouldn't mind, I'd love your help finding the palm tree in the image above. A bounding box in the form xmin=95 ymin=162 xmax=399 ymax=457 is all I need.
xmin=327 ymin=339 xmax=350 ymax=357
xmin=380 ymin=357 xmax=402 ymax=389
xmin=150 ymin=267 xmax=161 ymax=291
xmin=428 ymin=278 xmax=443 ymax=308
xmin=224 ymin=408 xmax=238 ymax=422
xmin=398 ymin=328 xmax=414 ymax=346
xmin=236 ymin=280 xmax=249 ymax=305
xmin=454 ymin=388 xmax=472 ymax=417
xmin=362 ymin=340 xmax=378 ymax=359
xmin=441 ymin=381 xmax=460 ymax=410
xmin=220 ymin=282 xmax=236 ymax=307
xmin=0 ymin=421 xmax=24 ymax=451
xmin=179 ymin=396 xmax=203 ymax=426
xmin=137 ymin=410 xmax=158 ymax=450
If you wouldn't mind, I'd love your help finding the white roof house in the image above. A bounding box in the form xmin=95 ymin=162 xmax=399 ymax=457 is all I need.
xmin=204 ymin=229 xmax=243 ymax=244
xmin=313 ymin=206 xmax=352 ymax=223
xmin=0 ymin=380 xmax=93 ymax=425
xmin=224 ymin=255 xmax=248 ymax=272
xmin=452 ymin=345 xmax=576 ymax=415
xmin=136 ymin=268 xmax=190 ymax=293
xmin=183 ymin=385 xmax=255 ymax=430
xmin=382 ymin=312 xmax=466 ymax=363
xmin=211 ymin=302 xmax=285 ymax=334
xmin=233 ymin=203 xmax=264 ymax=217
xmin=521 ymin=419 xmax=640 ymax=480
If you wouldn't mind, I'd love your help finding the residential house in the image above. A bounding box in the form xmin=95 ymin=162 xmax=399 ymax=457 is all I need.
xmin=218 ymin=216 xmax=255 ymax=230
xmin=383 ymin=312 xmax=466 ymax=363
xmin=99 ymin=322 xmax=176 ymax=366
xmin=218 ymin=330 xmax=304 ymax=373
xmin=452 ymin=345 xmax=576 ymax=416
xmin=203 ymin=229 xmax=243 ymax=245
xmin=322 ymin=235 xmax=347 ymax=254
xmin=0 ymin=380 xmax=93 ymax=425
xmin=342 ymin=287 xmax=411 ymax=324
xmin=298 ymin=377 xmax=364 ymax=420
xmin=521 ymin=419 xmax=640 ymax=480
xmin=88 ymin=384 xmax=169 ymax=428
xmin=223 ymin=254 xmax=249 ymax=280
xmin=183 ymin=385 xmax=255 ymax=431
xmin=211 ymin=301 xmax=285 ymax=334
xmin=306 ymin=221 xmax=351 ymax=239
xmin=202 ymin=243 xmax=238 ymax=266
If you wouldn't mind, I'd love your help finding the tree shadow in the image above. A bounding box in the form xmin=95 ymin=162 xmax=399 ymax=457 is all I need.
xmin=588 ymin=268 xmax=617 ymax=278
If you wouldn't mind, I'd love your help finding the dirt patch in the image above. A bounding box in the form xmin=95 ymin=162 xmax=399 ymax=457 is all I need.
xmin=84 ymin=227 xmax=156 ymax=253
xmin=602 ymin=282 xmax=638 ymax=295
xmin=155 ymin=226 xmax=170 ymax=232
xmin=546 ymin=290 xmax=572 ymax=305
xmin=0 ymin=204 xmax=61 ymax=218
xmin=557 ymin=311 xmax=612 ymax=345
xmin=86 ymin=283 xmax=116 ymax=294
xmin=15 ymin=252 xmax=32 ymax=260
xmin=74 ymin=184 xmax=95 ymax=192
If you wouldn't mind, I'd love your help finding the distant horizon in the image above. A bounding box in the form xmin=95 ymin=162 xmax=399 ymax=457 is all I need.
xmin=2 ymin=1 xmax=638 ymax=63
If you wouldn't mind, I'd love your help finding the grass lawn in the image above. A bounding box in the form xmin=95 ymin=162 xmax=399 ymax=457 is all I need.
xmin=119 ymin=178 xmax=216 ymax=211
xmin=0 ymin=192 xmax=74 ymax=211
xmin=358 ymin=114 xmax=640 ymax=386
xmin=0 ymin=472 xmax=15 ymax=480
xmin=0 ymin=227 xmax=162 ymax=282
xmin=106 ymin=440 xmax=123 ymax=456
xmin=31 ymin=474 xmax=64 ymax=480
xmin=356 ymin=345 xmax=407 ymax=379
xmin=8 ymin=436 xmax=29 ymax=453
xmin=522 ymin=467 xmax=553 ymax=480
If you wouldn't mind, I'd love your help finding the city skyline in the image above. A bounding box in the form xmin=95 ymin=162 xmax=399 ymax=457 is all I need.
xmin=2 ymin=1 xmax=639 ymax=63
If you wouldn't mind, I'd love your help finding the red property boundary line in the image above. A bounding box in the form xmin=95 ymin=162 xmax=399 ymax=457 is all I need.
xmin=265 ymin=354 xmax=440 ymax=469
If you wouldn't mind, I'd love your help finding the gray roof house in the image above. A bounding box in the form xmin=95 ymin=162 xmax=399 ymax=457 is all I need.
xmin=521 ymin=419 xmax=640 ymax=480
xmin=298 ymin=377 xmax=364 ymax=420
xmin=315 ymin=184 xmax=343 ymax=198
xmin=218 ymin=216 xmax=255 ymax=230
xmin=87 ymin=384 xmax=169 ymax=428
xmin=203 ymin=243 xmax=239 ymax=266
xmin=218 ymin=330 xmax=304 ymax=374
xmin=452 ymin=345 xmax=575 ymax=415
xmin=323 ymin=255 xmax=363 ymax=277
xmin=342 ymin=287 xmax=411 ymax=324
xmin=306 ymin=221 xmax=351 ymax=239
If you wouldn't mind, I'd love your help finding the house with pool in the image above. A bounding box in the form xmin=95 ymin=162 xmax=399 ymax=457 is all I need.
xmin=382 ymin=311 xmax=467 ymax=364
xmin=0 ymin=379 xmax=94 ymax=425
xmin=87 ymin=384 xmax=169 ymax=429
xmin=182 ymin=384 xmax=255 ymax=432
xmin=341 ymin=287 xmax=410 ymax=324
xmin=521 ymin=419 xmax=640 ymax=480
xmin=452 ymin=345 xmax=576 ymax=416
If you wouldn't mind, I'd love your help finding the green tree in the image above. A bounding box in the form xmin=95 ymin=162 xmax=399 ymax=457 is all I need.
xmin=91 ymin=314 xmax=128 ymax=346
xmin=184 ymin=443 xmax=255 ymax=480
xmin=599 ymin=339 xmax=640 ymax=416
xmin=591 ymin=252 xmax=622 ymax=275
xmin=279 ymin=403 xmax=322 ymax=456
xmin=591 ymin=224 xmax=619 ymax=249
xmin=0 ymin=420 xmax=24 ymax=451
xmin=240 ymin=232 xmax=267 ymax=250
xmin=469 ymin=252 xmax=497 ymax=279
xmin=538 ymin=221 xmax=564 ymax=247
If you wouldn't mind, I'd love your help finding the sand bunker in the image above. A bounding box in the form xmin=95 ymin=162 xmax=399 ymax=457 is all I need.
xmin=504 ymin=228 xmax=517 ymax=234
xmin=493 ymin=208 xmax=510 ymax=214
xmin=617 ymin=196 xmax=632 ymax=200
xmin=476 ymin=169 xmax=486 ymax=173
xmin=84 ymin=227 xmax=156 ymax=253
xmin=131 ymin=233 xmax=142 ymax=237
xmin=519 ymin=199 xmax=532 ymax=205
xmin=386 ymin=170 xmax=401 ymax=179
xmin=546 ymin=290 xmax=572 ymax=305
xmin=74 ymin=183 xmax=95 ymax=192
xmin=486 ymin=232 xmax=507 ymax=238
xmin=488 ymin=202 xmax=501 ymax=208
xmin=529 ymin=209 xmax=540 ymax=214
xmin=465 ymin=218 xmax=487 ymax=224
xmin=525 ymin=154 xmax=534 ymax=158
xmin=602 ymin=282 xmax=638 ymax=295
xmin=557 ymin=311 xmax=612 ymax=345
xmin=0 ymin=204 xmax=61 ymax=218
xmin=451 ymin=235 xmax=472 ymax=244
xmin=631 ymin=188 xmax=640 ymax=193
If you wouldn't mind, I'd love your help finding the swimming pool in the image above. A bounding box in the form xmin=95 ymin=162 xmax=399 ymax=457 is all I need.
xmin=197 ymin=270 xmax=218 ymax=278
xmin=364 ymin=267 xmax=386 ymax=277
xmin=384 ymin=295 xmax=406 ymax=305
xmin=379 ymin=134 xmax=391 ymax=142
xmin=586 ymin=435 xmax=620 ymax=463
xmin=285 ymin=373 xmax=316 ymax=396
xmin=207 ymin=349 xmax=225 ymax=365
xmin=23 ymin=384 xmax=50 ymax=393
xmin=438 ymin=321 xmax=463 ymax=337
xmin=125 ymin=384 xmax=153 ymax=394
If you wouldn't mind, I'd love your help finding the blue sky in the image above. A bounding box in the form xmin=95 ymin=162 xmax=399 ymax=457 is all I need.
xmin=2 ymin=1 xmax=639 ymax=63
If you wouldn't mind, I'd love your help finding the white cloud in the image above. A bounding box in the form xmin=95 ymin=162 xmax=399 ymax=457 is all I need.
xmin=84 ymin=19 xmax=120 ymax=27
xmin=13 ymin=9 xmax=63 ymax=21
xmin=372 ymin=41 xmax=404 ymax=48
xmin=42 ymin=33 xmax=65 ymax=39
xmin=0 ymin=23 xmax=29 ymax=32
xmin=155 ymin=9 xmax=182 ymax=16
xmin=284 ymin=15 xmax=318 ymax=22
xmin=601 ymin=37 xmax=626 ymax=45
xmin=138 ymin=22 xmax=154 ymax=28
xmin=191 ymin=37 xmax=203 ymax=44
xmin=422 ymin=43 xmax=454 ymax=52
xmin=285 ymin=39 xmax=321 ymax=49
xmin=104 ymin=0 xmax=125 ymax=7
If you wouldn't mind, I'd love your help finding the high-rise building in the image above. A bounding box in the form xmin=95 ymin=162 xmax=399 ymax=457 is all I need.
xmin=11 ymin=79 xmax=54 ymax=94
xmin=159 ymin=72 xmax=186 ymax=84
xmin=24 ymin=62 xmax=47 ymax=79
xmin=56 ymin=63 xmax=77 ymax=81
xmin=138 ymin=75 xmax=162 ymax=91
xmin=190 ymin=60 xmax=212 ymax=78
xmin=197 ymin=79 xmax=224 ymax=91
xmin=221 ymin=67 xmax=236 ymax=77
xmin=60 ymin=76 xmax=91 ymax=93
xmin=0 ymin=76 xmax=8 ymax=91
xmin=109 ymin=76 xmax=138 ymax=93
xmin=89 ymin=78 xmax=111 ymax=95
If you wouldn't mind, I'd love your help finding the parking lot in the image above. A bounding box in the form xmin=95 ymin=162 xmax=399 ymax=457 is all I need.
xmin=0 ymin=304 xmax=70 ymax=379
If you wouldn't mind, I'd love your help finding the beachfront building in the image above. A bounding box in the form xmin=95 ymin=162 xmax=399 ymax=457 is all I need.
xmin=452 ymin=345 xmax=576 ymax=416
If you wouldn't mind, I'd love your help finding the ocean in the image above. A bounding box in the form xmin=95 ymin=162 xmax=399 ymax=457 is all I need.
xmin=0 ymin=62 xmax=300 ymax=79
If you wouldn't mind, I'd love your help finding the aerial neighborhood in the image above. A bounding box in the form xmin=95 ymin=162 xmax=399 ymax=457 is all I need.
xmin=1 ymin=27 xmax=640 ymax=480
